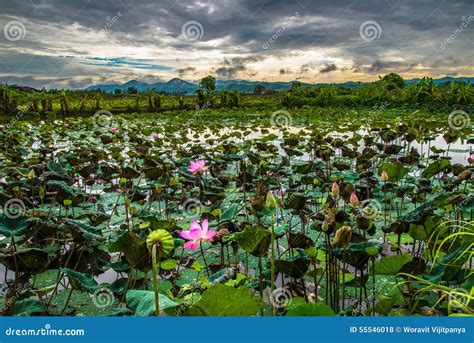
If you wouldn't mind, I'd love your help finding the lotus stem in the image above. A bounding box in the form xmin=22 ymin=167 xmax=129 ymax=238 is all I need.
xmin=200 ymin=243 xmax=210 ymax=276
xmin=270 ymin=210 xmax=275 ymax=315
xmin=152 ymin=244 xmax=161 ymax=316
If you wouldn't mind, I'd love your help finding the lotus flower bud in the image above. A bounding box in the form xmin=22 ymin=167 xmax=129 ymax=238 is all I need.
xmin=28 ymin=169 xmax=36 ymax=180
xmin=332 ymin=226 xmax=352 ymax=248
xmin=349 ymin=192 xmax=359 ymax=207
xmin=331 ymin=181 xmax=339 ymax=197
xmin=380 ymin=170 xmax=389 ymax=182
xmin=266 ymin=191 xmax=277 ymax=209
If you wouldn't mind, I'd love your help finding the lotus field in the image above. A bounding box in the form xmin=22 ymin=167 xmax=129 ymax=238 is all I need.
xmin=0 ymin=107 xmax=473 ymax=317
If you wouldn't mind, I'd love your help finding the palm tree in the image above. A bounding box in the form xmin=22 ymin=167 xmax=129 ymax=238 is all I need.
xmin=178 ymin=95 xmax=186 ymax=110
xmin=0 ymin=86 xmax=20 ymax=114
xmin=153 ymin=93 xmax=161 ymax=112
xmin=78 ymin=94 xmax=88 ymax=113
xmin=39 ymin=91 xmax=51 ymax=114
xmin=134 ymin=93 xmax=140 ymax=111
xmin=453 ymin=82 xmax=472 ymax=105
xmin=27 ymin=92 xmax=40 ymax=113
xmin=58 ymin=90 xmax=70 ymax=115
xmin=146 ymin=89 xmax=155 ymax=112
xmin=195 ymin=89 xmax=205 ymax=109
xmin=220 ymin=90 xmax=229 ymax=108
xmin=94 ymin=92 xmax=103 ymax=111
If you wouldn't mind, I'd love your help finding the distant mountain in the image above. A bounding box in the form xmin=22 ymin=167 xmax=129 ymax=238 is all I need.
xmin=86 ymin=78 xmax=198 ymax=94
xmin=85 ymin=77 xmax=474 ymax=95
xmin=406 ymin=76 xmax=474 ymax=85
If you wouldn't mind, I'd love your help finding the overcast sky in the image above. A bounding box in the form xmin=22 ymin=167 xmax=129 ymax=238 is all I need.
xmin=0 ymin=0 xmax=473 ymax=89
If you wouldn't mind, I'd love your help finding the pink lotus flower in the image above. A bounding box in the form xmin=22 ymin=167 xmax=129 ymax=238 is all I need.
xmin=180 ymin=219 xmax=217 ymax=250
xmin=188 ymin=159 xmax=208 ymax=175
xmin=110 ymin=127 xmax=118 ymax=134
xmin=151 ymin=133 xmax=161 ymax=140
xmin=331 ymin=181 xmax=339 ymax=197
xmin=467 ymin=155 xmax=473 ymax=165
xmin=349 ymin=192 xmax=359 ymax=207
xmin=381 ymin=170 xmax=389 ymax=182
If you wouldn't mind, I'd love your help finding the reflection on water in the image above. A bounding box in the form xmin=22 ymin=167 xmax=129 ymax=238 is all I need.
xmin=185 ymin=125 xmax=472 ymax=165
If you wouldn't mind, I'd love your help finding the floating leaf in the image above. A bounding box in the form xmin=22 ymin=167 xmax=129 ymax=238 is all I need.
xmin=126 ymin=290 xmax=177 ymax=316
xmin=61 ymin=268 xmax=99 ymax=293
xmin=234 ymin=225 xmax=271 ymax=257
xmin=378 ymin=162 xmax=408 ymax=182
xmin=184 ymin=284 xmax=264 ymax=316
xmin=374 ymin=254 xmax=413 ymax=275
xmin=421 ymin=159 xmax=451 ymax=179
xmin=0 ymin=214 xmax=31 ymax=237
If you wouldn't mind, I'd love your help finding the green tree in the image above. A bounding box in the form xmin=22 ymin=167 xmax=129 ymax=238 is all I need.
xmin=58 ymin=90 xmax=70 ymax=115
xmin=199 ymin=75 xmax=216 ymax=94
xmin=291 ymin=81 xmax=302 ymax=92
xmin=254 ymin=84 xmax=266 ymax=95
xmin=127 ymin=86 xmax=138 ymax=95
xmin=380 ymin=73 xmax=405 ymax=90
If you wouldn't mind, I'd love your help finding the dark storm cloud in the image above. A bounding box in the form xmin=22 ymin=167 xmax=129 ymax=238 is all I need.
xmin=1 ymin=1 xmax=473 ymax=51
xmin=366 ymin=60 xmax=419 ymax=74
xmin=177 ymin=66 xmax=196 ymax=77
xmin=215 ymin=56 xmax=265 ymax=78
xmin=0 ymin=0 xmax=473 ymax=87
xmin=215 ymin=65 xmax=246 ymax=78
xmin=0 ymin=75 xmax=95 ymax=89
xmin=320 ymin=63 xmax=337 ymax=73
xmin=300 ymin=64 xmax=310 ymax=74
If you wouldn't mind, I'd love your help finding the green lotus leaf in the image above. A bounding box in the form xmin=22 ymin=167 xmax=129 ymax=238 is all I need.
xmin=374 ymin=254 xmax=413 ymax=275
xmin=126 ymin=290 xmax=178 ymax=316
xmin=183 ymin=284 xmax=264 ymax=316
xmin=234 ymin=225 xmax=271 ymax=257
